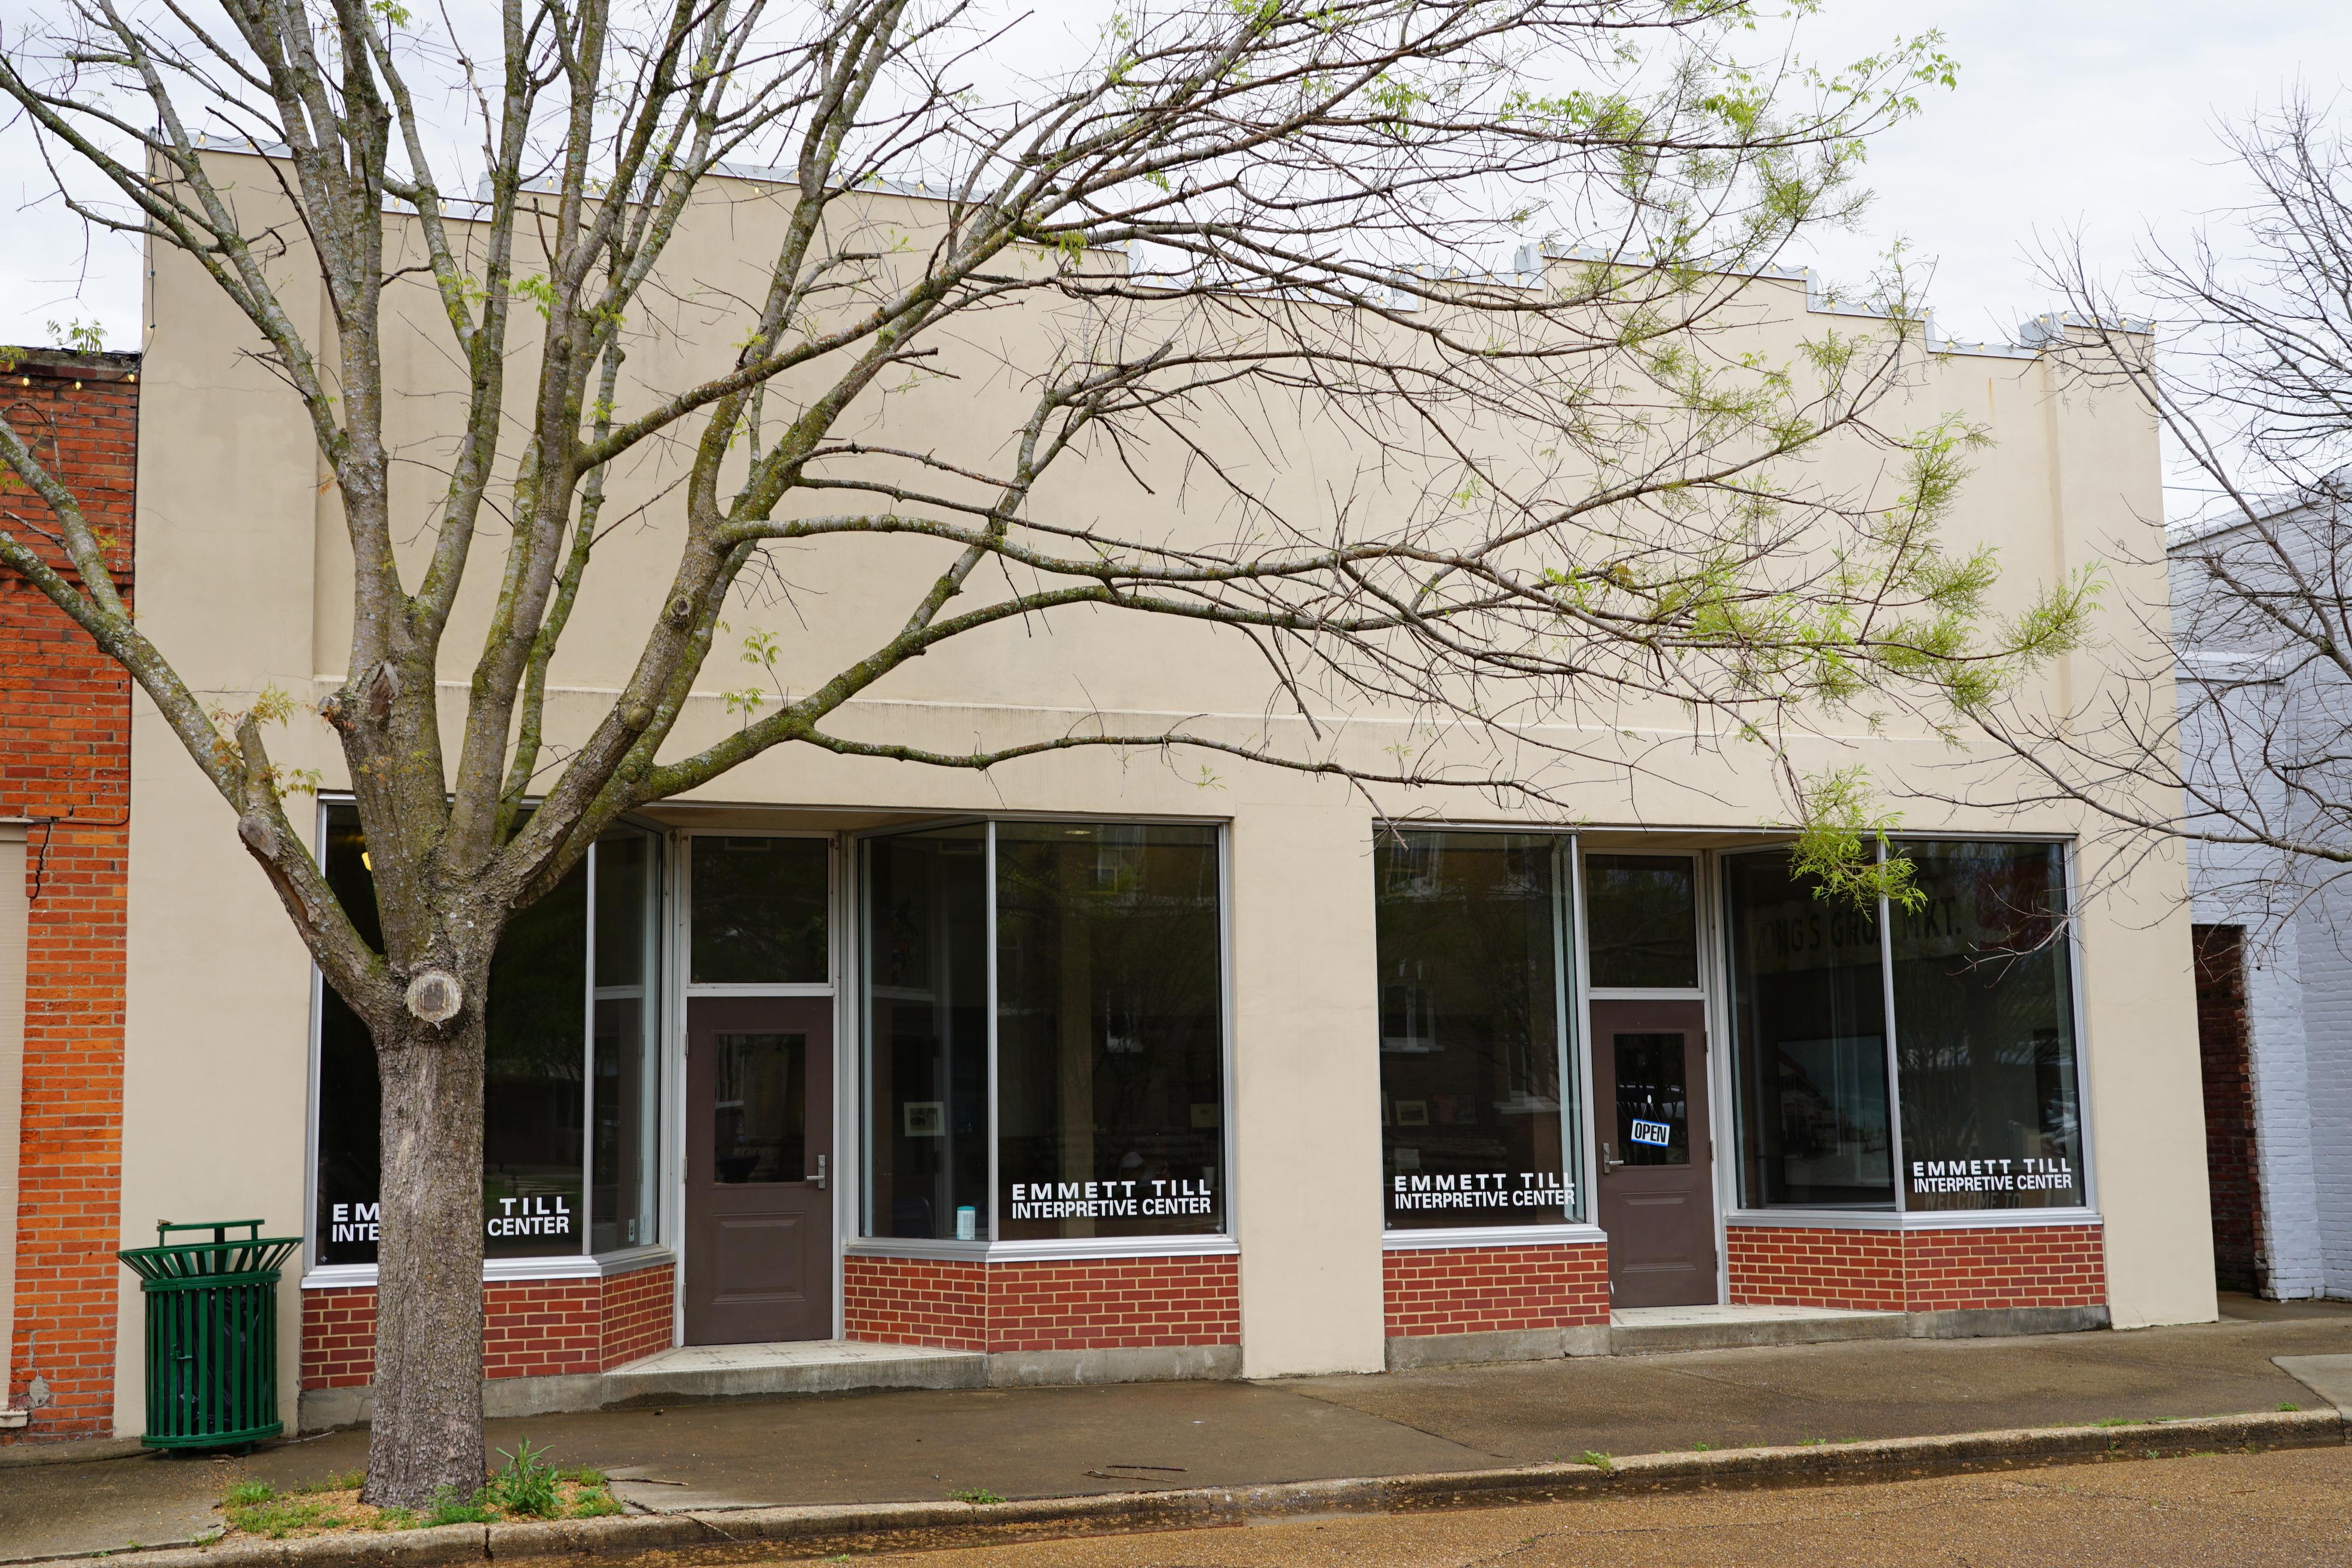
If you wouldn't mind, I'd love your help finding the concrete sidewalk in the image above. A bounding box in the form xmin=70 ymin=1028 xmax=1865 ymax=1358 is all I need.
xmin=5 ymin=1294 xmax=2350 ymax=1564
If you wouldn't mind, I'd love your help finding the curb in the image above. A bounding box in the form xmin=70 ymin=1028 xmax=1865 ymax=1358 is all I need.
xmin=32 ymin=1408 xmax=2344 ymax=1568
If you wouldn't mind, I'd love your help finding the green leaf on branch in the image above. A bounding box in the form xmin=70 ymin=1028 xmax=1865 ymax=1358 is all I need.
xmin=1789 ymin=767 xmax=1920 ymax=911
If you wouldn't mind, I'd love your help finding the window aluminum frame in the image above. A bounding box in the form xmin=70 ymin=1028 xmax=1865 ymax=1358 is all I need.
xmin=299 ymin=795 xmax=674 ymax=1289
xmin=846 ymin=814 xmax=1240 ymax=1264
xmin=1377 ymin=826 xmax=1601 ymax=1251
xmin=1717 ymin=833 xmax=2100 ymax=1232
xmin=1581 ymin=848 xmax=1708 ymax=1002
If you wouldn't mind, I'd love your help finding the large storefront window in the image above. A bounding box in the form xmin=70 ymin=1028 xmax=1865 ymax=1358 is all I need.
xmin=1891 ymin=840 xmax=2085 ymax=1211
xmin=313 ymin=805 xmax=660 ymax=1266
xmin=997 ymin=823 xmax=1224 ymax=1239
xmin=1723 ymin=839 xmax=2087 ymax=1214
xmin=1373 ymin=831 xmax=1578 ymax=1230
xmin=1724 ymin=853 xmax=1894 ymax=1209
xmin=859 ymin=819 xmax=1230 ymax=1245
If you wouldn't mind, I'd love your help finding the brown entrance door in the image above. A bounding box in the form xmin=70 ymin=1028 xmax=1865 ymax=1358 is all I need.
xmin=1591 ymin=998 xmax=1717 ymax=1307
xmin=684 ymin=996 xmax=834 ymax=1343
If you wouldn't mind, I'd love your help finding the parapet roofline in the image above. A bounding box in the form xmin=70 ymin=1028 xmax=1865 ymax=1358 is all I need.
xmin=185 ymin=139 xmax=2106 ymax=363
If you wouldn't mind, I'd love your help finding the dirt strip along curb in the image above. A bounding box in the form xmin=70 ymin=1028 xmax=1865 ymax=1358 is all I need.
xmin=39 ymin=1407 xmax=2345 ymax=1568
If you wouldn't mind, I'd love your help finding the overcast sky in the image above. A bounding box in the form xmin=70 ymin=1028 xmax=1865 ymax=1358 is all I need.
xmin=1 ymin=1 xmax=2345 ymax=359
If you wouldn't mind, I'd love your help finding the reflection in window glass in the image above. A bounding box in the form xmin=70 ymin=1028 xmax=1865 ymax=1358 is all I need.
xmin=314 ymin=804 xmax=601 ymax=1263
xmin=1585 ymin=855 xmax=1699 ymax=989
xmin=592 ymin=831 xmax=660 ymax=1251
xmin=996 ymin=822 xmax=1226 ymax=1240
xmin=1724 ymin=852 xmax=1894 ymax=1210
xmin=862 ymin=827 xmax=991 ymax=1240
xmin=1374 ymin=832 xmax=1576 ymax=1229
xmin=1890 ymin=841 xmax=2084 ymax=1211
xmin=690 ymin=837 xmax=827 ymax=984
xmin=483 ymin=865 xmax=588 ymax=1255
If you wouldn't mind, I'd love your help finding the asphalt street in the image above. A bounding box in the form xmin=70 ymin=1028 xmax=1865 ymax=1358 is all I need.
xmin=825 ymin=1445 xmax=2352 ymax=1567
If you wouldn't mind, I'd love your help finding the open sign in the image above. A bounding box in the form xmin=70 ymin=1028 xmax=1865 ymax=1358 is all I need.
xmin=1629 ymin=1118 xmax=1672 ymax=1147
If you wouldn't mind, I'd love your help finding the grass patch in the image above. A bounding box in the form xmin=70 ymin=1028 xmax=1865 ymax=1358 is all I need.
xmin=950 ymin=1487 xmax=1007 ymax=1505
xmin=423 ymin=1487 xmax=500 ymax=1527
xmin=217 ymin=1461 xmax=625 ymax=1540
xmin=1690 ymin=1441 xmax=1713 ymax=1453
xmin=221 ymin=1488 xmax=347 ymax=1541
xmin=1578 ymin=1450 xmax=1612 ymax=1471
xmin=2280 ymin=1402 xmax=2302 ymax=1413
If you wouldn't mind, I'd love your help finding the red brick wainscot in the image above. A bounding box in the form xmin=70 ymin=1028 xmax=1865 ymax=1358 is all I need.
xmin=1 ymin=348 xmax=139 ymax=1444
xmin=1383 ymin=1242 xmax=1611 ymax=1338
xmin=842 ymin=1253 xmax=1239 ymax=1353
xmin=1726 ymin=1223 xmax=2105 ymax=1314
xmin=300 ymin=1263 xmax=675 ymax=1391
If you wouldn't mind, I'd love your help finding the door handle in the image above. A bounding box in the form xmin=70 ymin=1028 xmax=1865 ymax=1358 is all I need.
xmin=814 ymin=1153 xmax=828 ymax=1190
xmin=1602 ymin=1142 xmax=1626 ymax=1171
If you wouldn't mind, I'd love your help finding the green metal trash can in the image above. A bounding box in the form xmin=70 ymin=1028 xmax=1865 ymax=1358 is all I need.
xmin=118 ymin=1220 xmax=301 ymax=1450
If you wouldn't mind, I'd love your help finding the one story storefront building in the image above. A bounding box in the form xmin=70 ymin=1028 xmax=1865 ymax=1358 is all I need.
xmin=2 ymin=158 xmax=2213 ymax=1444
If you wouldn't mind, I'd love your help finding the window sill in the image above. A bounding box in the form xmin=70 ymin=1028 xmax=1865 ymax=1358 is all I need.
xmin=1725 ymin=1208 xmax=2102 ymax=1232
xmin=299 ymin=1246 xmax=676 ymax=1291
xmin=1383 ymin=1223 xmax=1607 ymax=1251
xmin=847 ymin=1233 xmax=1239 ymax=1264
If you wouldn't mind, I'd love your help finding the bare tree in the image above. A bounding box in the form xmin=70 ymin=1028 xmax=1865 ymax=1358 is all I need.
xmin=1971 ymin=99 xmax=2352 ymax=943
xmin=0 ymin=0 xmax=2085 ymax=1503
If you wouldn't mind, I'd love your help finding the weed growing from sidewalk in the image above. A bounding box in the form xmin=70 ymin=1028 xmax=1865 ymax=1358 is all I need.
xmin=2280 ymin=1402 xmax=2301 ymax=1411
xmin=1578 ymin=1451 xmax=1611 ymax=1471
xmin=489 ymin=1441 xmax=562 ymax=1518
xmin=951 ymin=1487 xmax=1007 ymax=1505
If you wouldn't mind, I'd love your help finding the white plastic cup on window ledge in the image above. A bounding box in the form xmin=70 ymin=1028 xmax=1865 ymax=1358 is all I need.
xmin=956 ymin=1206 xmax=977 ymax=1242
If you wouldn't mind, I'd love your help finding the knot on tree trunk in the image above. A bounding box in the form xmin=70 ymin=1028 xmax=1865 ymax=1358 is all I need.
xmin=236 ymin=809 xmax=283 ymax=859
xmin=404 ymin=969 xmax=463 ymax=1024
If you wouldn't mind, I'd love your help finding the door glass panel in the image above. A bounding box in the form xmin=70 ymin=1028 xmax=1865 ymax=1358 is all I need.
xmin=691 ymin=837 xmax=828 ymax=984
xmin=713 ymin=1032 xmax=806 ymax=1184
xmin=1614 ymin=1033 xmax=1690 ymax=1166
xmin=1586 ymin=855 xmax=1699 ymax=988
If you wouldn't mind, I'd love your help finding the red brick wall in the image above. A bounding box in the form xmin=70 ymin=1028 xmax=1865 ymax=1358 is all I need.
xmin=2 ymin=350 xmax=139 ymax=1443
xmin=1726 ymin=1226 xmax=1905 ymax=1311
xmin=1901 ymin=1224 xmax=2106 ymax=1312
xmin=300 ymin=1263 xmax=675 ymax=1389
xmin=841 ymin=1257 xmax=986 ymax=1350
xmin=1728 ymin=1223 xmax=2106 ymax=1313
xmin=2193 ymin=924 xmax=2264 ymax=1294
xmin=1382 ymin=1243 xmax=1610 ymax=1337
xmin=599 ymin=1261 xmax=675 ymax=1368
xmin=842 ymin=1253 xmax=1239 ymax=1353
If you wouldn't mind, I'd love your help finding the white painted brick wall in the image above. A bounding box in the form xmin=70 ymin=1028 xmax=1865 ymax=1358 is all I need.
xmin=2192 ymin=844 xmax=2344 ymax=1298
xmin=2295 ymin=885 xmax=2352 ymax=1296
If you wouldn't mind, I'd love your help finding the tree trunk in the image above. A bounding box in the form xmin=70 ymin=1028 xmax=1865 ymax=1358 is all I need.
xmin=362 ymin=1010 xmax=488 ymax=1510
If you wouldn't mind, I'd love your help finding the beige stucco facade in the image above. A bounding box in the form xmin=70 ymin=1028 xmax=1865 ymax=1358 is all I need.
xmin=102 ymin=150 xmax=2207 ymax=1437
